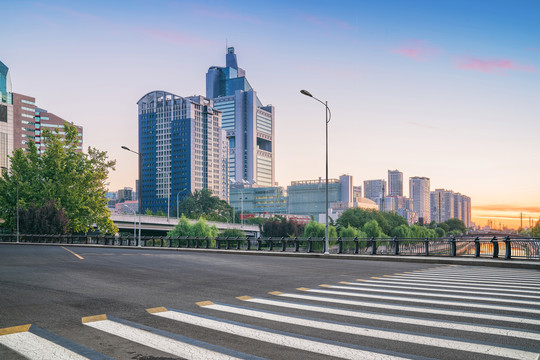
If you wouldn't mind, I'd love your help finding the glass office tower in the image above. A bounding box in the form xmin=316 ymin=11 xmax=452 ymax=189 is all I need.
xmin=206 ymin=47 xmax=275 ymax=187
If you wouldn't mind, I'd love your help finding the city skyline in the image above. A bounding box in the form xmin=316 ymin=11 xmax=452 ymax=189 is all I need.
xmin=2 ymin=0 xmax=539 ymax=229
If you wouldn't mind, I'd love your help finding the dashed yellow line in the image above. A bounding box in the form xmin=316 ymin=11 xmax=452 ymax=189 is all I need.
xmin=146 ymin=307 xmax=168 ymax=314
xmin=81 ymin=314 xmax=107 ymax=324
xmin=61 ymin=247 xmax=84 ymax=260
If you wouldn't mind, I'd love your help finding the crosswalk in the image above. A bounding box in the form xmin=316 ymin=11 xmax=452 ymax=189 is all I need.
xmin=1 ymin=265 xmax=539 ymax=359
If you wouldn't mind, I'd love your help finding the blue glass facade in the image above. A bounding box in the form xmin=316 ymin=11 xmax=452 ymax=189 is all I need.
xmin=138 ymin=91 xmax=228 ymax=216
xmin=206 ymin=48 xmax=274 ymax=187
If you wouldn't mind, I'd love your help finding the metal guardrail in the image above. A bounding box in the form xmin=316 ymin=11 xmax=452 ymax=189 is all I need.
xmin=1 ymin=234 xmax=539 ymax=260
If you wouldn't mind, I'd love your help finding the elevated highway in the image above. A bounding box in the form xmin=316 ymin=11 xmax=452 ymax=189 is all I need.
xmin=111 ymin=213 xmax=260 ymax=237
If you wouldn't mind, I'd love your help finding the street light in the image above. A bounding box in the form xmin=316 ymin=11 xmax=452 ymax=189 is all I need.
xmin=176 ymin=188 xmax=188 ymax=219
xmin=1 ymin=166 xmax=19 ymax=243
xmin=121 ymin=146 xmax=142 ymax=247
xmin=156 ymin=167 xmax=171 ymax=222
xmin=122 ymin=204 xmax=137 ymax=240
xmin=300 ymin=89 xmax=332 ymax=255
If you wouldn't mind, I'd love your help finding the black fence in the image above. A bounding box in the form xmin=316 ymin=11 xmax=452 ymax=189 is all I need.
xmin=1 ymin=234 xmax=539 ymax=260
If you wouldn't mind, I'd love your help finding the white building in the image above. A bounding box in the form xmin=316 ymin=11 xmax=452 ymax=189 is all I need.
xmin=388 ymin=169 xmax=403 ymax=196
xmin=410 ymin=176 xmax=430 ymax=224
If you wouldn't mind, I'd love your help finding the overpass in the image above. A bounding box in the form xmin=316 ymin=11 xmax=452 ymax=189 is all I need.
xmin=111 ymin=213 xmax=260 ymax=237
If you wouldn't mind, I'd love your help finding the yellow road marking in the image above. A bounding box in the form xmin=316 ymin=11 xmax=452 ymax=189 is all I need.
xmin=297 ymin=287 xmax=309 ymax=291
xmin=355 ymin=279 xmax=366 ymax=281
xmin=268 ymin=291 xmax=283 ymax=295
xmin=61 ymin=247 xmax=84 ymax=260
xmin=339 ymin=281 xmax=351 ymax=284
xmin=196 ymin=301 xmax=215 ymax=307
xmin=146 ymin=307 xmax=168 ymax=314
xmin=236 ymin=296 xmax=253 ymax=301
xmin=319 ymin=284 xmax=331 ymax=288
xmin=82 ymin=314 xmax=107 ymax=324
xmin=0 ymin=324 xmax=31 ymax=336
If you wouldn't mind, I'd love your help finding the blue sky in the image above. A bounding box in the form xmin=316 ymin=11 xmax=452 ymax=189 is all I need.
xmin=2 ymin=0 xmax=539 ymax=226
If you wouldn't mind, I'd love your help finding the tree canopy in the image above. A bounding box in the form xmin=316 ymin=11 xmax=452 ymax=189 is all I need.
xmin=179 ymin=189 xmax=233 ymax=222
xmin=0 ymin=123 xmax=116 ymax=234
xmin=167 ymin=215 xmax=219 ymax=237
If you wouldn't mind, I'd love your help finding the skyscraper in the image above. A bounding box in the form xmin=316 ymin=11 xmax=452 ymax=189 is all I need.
xmin=388 ymin=169 xmax=403 ymax=196
xmin=430 ymin=189 xmax=454 ymax=223
xmin=363 ymin=179 xmax=386 ymax=203
xmin=206 ymin=47 xmax=275 ymax=187
xmin=137 ymin=91 xmax=228 ymax=215
xmin=410 ymin=176 xmax=430 ymax=224
xmin=0 ymin=61 xmax=13 ymax=170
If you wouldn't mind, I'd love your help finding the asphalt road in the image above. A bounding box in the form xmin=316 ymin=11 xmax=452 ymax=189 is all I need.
xmin=0 ymin=244 xmax=539 ymax=360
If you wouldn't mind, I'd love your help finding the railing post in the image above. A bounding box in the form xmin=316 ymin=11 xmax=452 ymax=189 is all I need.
xmin=307 ymin=237 xmax=312 ymax=253
xmin=424 ymin=238 xmax=429 ymax=256
xmin=450 ymin=236 xmax=456 ymax=257
xmin=354 ymin=237 xmax=359 ymax=254
xmin=338 ymin=237 xmax=343 ymax=254
xmin=268 ymin=237 xmax=273 ymax=251
xmin=281 ymin=237 xmax=286 ymax=252
xmin=474 ymin=237 xmax=480 ymax=257
xmin=246 ymin=237 xmax=251 ymax=250
xmin=257 ymin=237 xmax=262 ymax=251
xmin=294 ymin=237 xmax=299 ymax=252
xmin=216 ymin=237 xmax=221 ymax=249
xmin=225 ymin=237 xmax=230 ymax=250
xmin=236 ymin=237 xmax=241 ymax=250
xmin=491 ymin=236 xmax=499 ymax=258
xmin=370 ymin=237 xmax=376 ymax=255
xmin=504 ymin=236 xmax=511 ymax=259
xmin=393 ymin=237 xmax=399 ymax=255
xmin=205 ymin=237 xmax=209 ymax=249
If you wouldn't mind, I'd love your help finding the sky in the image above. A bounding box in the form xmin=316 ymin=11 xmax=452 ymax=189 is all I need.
xmin=2 ymin=0 xmax=539 ymax=229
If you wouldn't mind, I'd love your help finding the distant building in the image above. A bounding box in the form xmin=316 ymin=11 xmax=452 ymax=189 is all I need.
xmin=230 ymin=185 xmax=288 ymax=215
xmin=206 ymin=47 xmax=275 ymax=186
xmin=287 ymin=178 xmax=342 ymax=218
xmin=409 ymin=176 xmax=430 ymax=224
xmin=430 ymin=189 xmax=455 ymax=223
xmin=363 ymin=179 xmax=386 ymax=205
xmin=388 ymin=169 xmax=403 ymax=196
xmin=0 ymin=61 xmax=13 ymax=170
xmin=137 ymin=91 xmax=229 ymax=215
xmin=117 ymin=187 xmax=134 ymax=203
xmin=454 ymin=193 xmax=471 ymax=228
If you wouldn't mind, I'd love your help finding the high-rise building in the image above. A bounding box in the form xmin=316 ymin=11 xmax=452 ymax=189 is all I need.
xmin=409 ymin=176 xmax=430 ymax=224
xmin=453 ymin=193 xmax=472 ymax=228
xmin=12 ymin=93 xmax=83 ymax=153
xmin=0 ymin=61 xmax=13 ymax=170
xmin=206 ymin=47 xmax=275 ymax=187
xmin=137 ymin=91 xmax=228 ymax=215
xmin=430 ymin=189 xmax=455 ymax=223
xmin=363 ymin=179 xmax=386 ymax=205
xmin=388 ymin=169 xmax=403 ymax=196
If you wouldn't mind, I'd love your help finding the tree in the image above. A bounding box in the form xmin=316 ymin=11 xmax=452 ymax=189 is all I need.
xmin=339 ymin=225 xmax=366 ymax=239
xmin=390 ymin=224 xmax=412 ymax=239
xmin=531 ymin=219 xmax=540 ymax=237
xmin=303 ymin=221 xmax=337 ymax=238
xmin=363 ymin=220 xmax=382 ymax=238
xmin=262 ymin=217 xmax=305 ymax=238
xmin=444 ymin=219 xmax=466 ymax=234
xmin=336 ymin=208 xmax=407 ymax=236
xmin=436 ymin=222 xmax=450 ymax=233
xmin=19 ymin=200 xmax=69 ymax=234
xmin=180 ymin=189 xmax=233 ymax=221
xmin=221 ymin=228 xmax=245 ymax=238
xmin=0 ymin=123 xmax=116 ymax=234
xmin=167 ymin=215 xmax=219 ymax=238
xmin=434 ymin=227 xmax=446 ymax=238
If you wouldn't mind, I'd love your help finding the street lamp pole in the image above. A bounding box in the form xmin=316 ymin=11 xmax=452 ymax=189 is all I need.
xmin=300 ymin=90 xmax=331 ymax=255
xmin=121 ymin=146 xmax=142 ymax=247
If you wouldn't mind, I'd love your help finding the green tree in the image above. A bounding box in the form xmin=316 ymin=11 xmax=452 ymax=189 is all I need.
xmin=262 ymin=217 xmax=305 ymax=238
xmin=180 ymin=189 xmax=233 ymax=221
xmin=390 ymin=224 xmax=412 ymax=239
xmin=363 ymin=220 xmax=383 ymax=238
xmin=410 ymin=224 xmax=429 ymax=238
xmin=336 ymin=208 xmax=407 ymax=236
xmin=303 ymin=221 xmax=337 ymax=238
xmin=144 ymin=209 xmax=153 ymax=216
xmin=221 ymin=228 xmax=245 ymax=238
xmin=167 ymin=216 xmax=219 ymax=238
xmin=0 ymin=123 xmax=116 ymax=234
xmin=434 ymin=227 xmax=446 ymax=238
xmin=156 ymin=210 xmax=165 ymax=217
xmin=437 ymin=222 xmax=450 ymax=233
xmin=339 ymin=225 xmax=366 ymax=238
xmin=444 ymin=218 xmax=466 ymax=234
xmin=19 ymin=199 xmax=69 ymax=234
xmin=531 ymin=220 xmax=540 ymax=237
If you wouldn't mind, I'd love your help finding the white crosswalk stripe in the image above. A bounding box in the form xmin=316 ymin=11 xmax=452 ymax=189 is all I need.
xmin=196 ymin=301 xmax=540 ymax=360
xmin=2 ymin=265 xmax=539 ymax=360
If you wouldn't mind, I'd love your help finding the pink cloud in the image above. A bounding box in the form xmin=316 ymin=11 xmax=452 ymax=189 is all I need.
xmin=391 ymin=40 xmax=442 ymax=61
xmin=456 ymin=58 xmax=536 ymax=73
